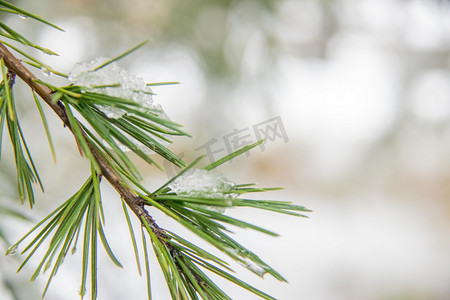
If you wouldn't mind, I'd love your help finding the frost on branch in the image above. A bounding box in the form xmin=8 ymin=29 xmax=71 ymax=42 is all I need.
xmin=169 ymin=168 xmax=237 ymax=213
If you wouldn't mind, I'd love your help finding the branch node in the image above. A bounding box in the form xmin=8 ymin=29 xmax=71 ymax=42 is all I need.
xmin=7 ymin=69 xmax=15 ymax=89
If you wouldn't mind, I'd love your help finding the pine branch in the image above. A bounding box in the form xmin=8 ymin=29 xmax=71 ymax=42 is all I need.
xmin=0 ymin=42 xmax=166 ymax=250
xmin=1 ymin=22 xmax=310 ymax=298
xmin=0 ymin=41 xmax=217 ymax=297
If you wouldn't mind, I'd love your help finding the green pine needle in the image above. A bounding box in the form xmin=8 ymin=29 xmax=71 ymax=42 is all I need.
xmin=0 ymin=6 xmax=311 ymax=297
xmin=32 ymin=91 xmax=56 ymax=162
xmin=92 ymin=40 xmax=149 ymax=71
xmin=136 ymin=143 xmax=312 ymax=299
xmin=9 ymin=174 xmax=121 ymax=299
xmin=59 ymin=87 xmax=188 ymax=170
xmin=146 ymin=81 xmax=180 ymax=86
xmin=1 ymin=41 xmax=66 ymax=77
xmin=122 ymin=200 xmax=142 ymax=276
xmin=0 ymin=1 xmax=64 ymax=31
xmin=62 ymin=97 xmax=100 ymax=173
xmin=141 ymin=227 xmax=152 ymax=300
xmin=0 ymin=59 xmax=43 ymax=207
xmin=204 ymin=139 xmax=265 ymax=171
xmin=0 ymin=21 xmax=58 ymax=55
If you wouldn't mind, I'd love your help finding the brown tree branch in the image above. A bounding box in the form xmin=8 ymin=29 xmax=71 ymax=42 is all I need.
xmin=0 ymin=43 xmax=212 ymax=291
xmin=0 ymin=42 xmax=167 ymax=239
xmin=0 ymin=42 xmax=250 ymax=297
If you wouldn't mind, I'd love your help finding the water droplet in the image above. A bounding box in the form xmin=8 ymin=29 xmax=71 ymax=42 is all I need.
xmin=238 ymin=258 xmax=267 ymax=277
xmin=18 ymin=14 xmax=28 ymax=20
xmin=6 ymin=244 xmax=18 ymax=256
xmin=41 ymin=67 xmax=52 ymax=77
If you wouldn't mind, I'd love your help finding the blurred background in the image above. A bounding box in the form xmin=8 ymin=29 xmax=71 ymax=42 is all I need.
xmin=1 ymin=0 xmax=450 ymax=299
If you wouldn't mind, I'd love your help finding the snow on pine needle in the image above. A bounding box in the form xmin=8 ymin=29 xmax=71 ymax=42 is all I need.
xmin=68 ymin=57 xmax=172 ymax=153
xmin=68 ymin=57 xmax=158 ymax=118
xmin=168 ymin=168 xmax=237 ymax=213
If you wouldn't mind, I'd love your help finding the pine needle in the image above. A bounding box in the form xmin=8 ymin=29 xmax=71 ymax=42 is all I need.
xmin=92 ymin=40 xmax=149 ymax=71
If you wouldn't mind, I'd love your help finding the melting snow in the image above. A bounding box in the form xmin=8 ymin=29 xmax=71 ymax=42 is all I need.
xmin=68 ymin=57 xmax=171 ymax=153
xmin=238 ymin=257 xmax=267 ymax=277
xmin=224 ymin=247 xmax=268 ymax=277
xmin=69 ymin=57 xmax=158 ymax=118
xmin=169 ymin=168 xmax=237 ymax=213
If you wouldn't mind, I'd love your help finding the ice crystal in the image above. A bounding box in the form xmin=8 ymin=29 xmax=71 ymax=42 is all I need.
xmin=169 ymin=169 xmax=237 ymax=213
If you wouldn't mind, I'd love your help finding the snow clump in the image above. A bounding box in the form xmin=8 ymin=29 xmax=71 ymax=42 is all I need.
xmin=169 ymin=168 xmax=237 ymax=213
xmin=68 ymin=57 xmax=158 ymax=119
xmin=68 ymin=57 xmax=171 ymax=153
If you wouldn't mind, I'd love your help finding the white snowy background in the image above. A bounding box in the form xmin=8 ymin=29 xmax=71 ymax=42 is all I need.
xmin=1 ymin=0 xmax=450 ymax=299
